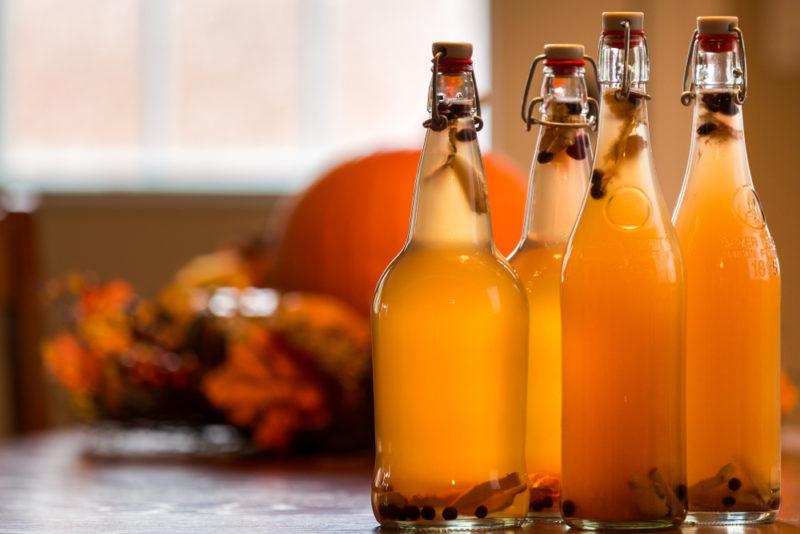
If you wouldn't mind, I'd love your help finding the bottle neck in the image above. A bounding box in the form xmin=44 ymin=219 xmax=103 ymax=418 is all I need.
xmin=408 ymin=116 xmax=493 ymax=249
xmin=598 ymin=32 xmax=649 ymax=90
xmin=685 ymin=95 xmax=750 ymax=191
xmin=523 ymin=65 xmax=592 ymax=244
xmin=585 ymin=34 xmax=660 ymax=200
xmin=680 ymin=35 xmax=751 ymax=190
xmin=694 ymin=34 xmax=743 ymax=90
xmin=428 ymin=61 xmax=478 ymax=120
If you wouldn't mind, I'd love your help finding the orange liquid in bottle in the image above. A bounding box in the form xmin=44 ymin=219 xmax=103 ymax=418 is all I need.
xmin=371 ymin=113 xmax=529 ymax=527
xmin=674 ymin=90 xmax=780 ymax=523
xmin=509 ymin=61 xmax=592 ymax=517
xmin=560 ymin=85 xmax=686 ymax=529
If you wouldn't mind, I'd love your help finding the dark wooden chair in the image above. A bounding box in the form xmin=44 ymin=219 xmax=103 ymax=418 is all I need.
xmin=0 ymin=209 xmax=48 ymax=433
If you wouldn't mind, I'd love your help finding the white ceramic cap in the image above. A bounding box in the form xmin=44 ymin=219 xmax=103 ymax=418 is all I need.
xmin=544 ymin=44 xmax=585 ymax=60
xmin=432 ymin=41 xmax=473 ymax=60
xmin=697 ymin=16 xmax=738 ymax=34
xmin=602 ymin=12 xmax=644 ymax=31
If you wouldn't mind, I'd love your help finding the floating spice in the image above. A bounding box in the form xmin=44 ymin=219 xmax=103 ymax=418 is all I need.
xmin=628 ymin=468 xmax=682 ymax=519
xmin=421 ymin=506 xmax=436 ymax=520
xmin=590 ymin=169 xmax=606 ymax=199
xmin=534 ymin=100 xmax=591 ymax=165
xmin=425 ymin=122 xmax=488 ymax=214
xmin=442 ymin=506 xmax=458 ymax=520
xmin=374 ymin=472 xmax=526 ymax=522
xmin=561 ymin=500 xmax=576 ymax=517
xmin=689 ymin=463 xmax=779 ymax=512
xmin=695 ymin=92 xmax=742 ymax=143
xmin=590 ymin=91 xmax=649 ymax=199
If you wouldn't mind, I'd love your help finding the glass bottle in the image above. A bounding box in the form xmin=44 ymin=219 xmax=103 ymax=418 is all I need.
xmin=508 ymin=43 xmax=594 ymax=521
xmin=560 ymin=13 xmax=687 ymax=529
xmin=371 ymin=42 xmax=529 ymax=529
xmin=674 ymin=16 xmax=780 ymax=525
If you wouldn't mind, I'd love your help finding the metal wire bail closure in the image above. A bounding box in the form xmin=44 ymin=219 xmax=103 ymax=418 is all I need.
xmin=680 ymin=29 xmax=699 ymax=106
xmin=680 ymin=24 xmax=747 ymax=106
xmin=614 ymin=19 xmax=651 ymax=102
xmin=423 ymin=50 xmax=484 ymax=132
xmin=732 ymin=26 xmax=748 ymax=104
xmin=520 ymin=54 xmax=600 ymax=132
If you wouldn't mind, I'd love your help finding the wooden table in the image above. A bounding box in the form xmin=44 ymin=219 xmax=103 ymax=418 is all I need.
xmin=1 ymin=429 xmax=799 ymax=533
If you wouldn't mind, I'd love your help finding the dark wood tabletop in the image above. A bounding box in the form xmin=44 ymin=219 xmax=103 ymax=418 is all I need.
xmin=1 ymin=429 xmax=800 ymax=533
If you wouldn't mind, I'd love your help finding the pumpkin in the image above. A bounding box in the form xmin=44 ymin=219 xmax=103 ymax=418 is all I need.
xmin=275 ymin=150 xmax=527 ymax=316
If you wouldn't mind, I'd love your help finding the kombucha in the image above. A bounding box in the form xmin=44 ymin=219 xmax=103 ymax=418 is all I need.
xmin=508 ymin=43 xmax=592 ymax=520
xmin=371 ymin=42 xmax=529 ymax=529
xmin=560 ymin=13 xmax=686 ymax=529
xmin=674 ymin=17 xmax=780 ymax=525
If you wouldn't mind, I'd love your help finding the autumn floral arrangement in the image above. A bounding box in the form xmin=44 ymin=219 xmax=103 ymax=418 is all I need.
xmin=42 ymin=240 xmax=372 ymax=453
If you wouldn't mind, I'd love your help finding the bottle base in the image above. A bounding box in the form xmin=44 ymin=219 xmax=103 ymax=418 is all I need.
xmin=378 ymin=517 xmax=524 ymax=531
xmin=564 ymin=518 xmax=681 ymax=531
xmin=526 ymin=511 xmax=562 ymax=523
xmin=685 ymin=510 xmax=777 ymax=526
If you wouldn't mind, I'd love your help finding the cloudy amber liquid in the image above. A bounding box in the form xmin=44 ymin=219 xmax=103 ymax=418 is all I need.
xmin=509 ymin=245 xmax=562 ymax=509
xmin=674 ymin=94 xmax=780 ymax=523
xmin=560 ymin=89 xmax=686 ymax=529
xmin=371 ymin=117 xmax=529 ymax=528
xmin=509 ymin=141 xmax=590 ymax=518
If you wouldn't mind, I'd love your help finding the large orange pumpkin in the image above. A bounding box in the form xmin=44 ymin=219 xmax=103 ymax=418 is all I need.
xmin=275 ymin=150 xmax=527 ymax=316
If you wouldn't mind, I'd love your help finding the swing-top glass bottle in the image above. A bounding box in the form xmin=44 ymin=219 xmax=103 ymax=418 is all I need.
xmin=509 ymin=43 xmax=595 ymax=521
xmin=560 ymin=12 xmax=687 ymax=529
xmin=674 ymin=16 xmax=781 ymax=525
xmin=371 ymin=41 xmax=529 ymax=530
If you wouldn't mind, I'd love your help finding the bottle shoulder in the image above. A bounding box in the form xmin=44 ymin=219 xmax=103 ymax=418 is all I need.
xmin=373 ymin=246 xmax=527 ymax=307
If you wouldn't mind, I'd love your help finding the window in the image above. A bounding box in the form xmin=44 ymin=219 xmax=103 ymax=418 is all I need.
xmin=1 ymin=0 xmax=490 ymax=193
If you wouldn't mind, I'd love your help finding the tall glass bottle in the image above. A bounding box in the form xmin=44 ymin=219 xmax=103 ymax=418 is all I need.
xmin=509 ymin=43 xmax=593 ymax=521
xmin=371 ymin=42 xmax=529 ymax=529
xmin=674 ymin=16 xmax=780 ymax=525
xmin=560 ymin=13 xmax=687 ymax=529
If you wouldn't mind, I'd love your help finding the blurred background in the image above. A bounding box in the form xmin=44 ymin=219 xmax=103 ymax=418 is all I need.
xmin=0 ymin=0 xmax=797 ymax=445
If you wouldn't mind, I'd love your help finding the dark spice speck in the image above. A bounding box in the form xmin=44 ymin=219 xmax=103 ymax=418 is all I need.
xmin=562 ymin=500 xmax=576 ymax=517
xmin=456 ymin=128 xmax=477 ymax=142
xmin=405 ymin=505 xmax=420 ymax=520
xmin=475 ymin=505 xmax=488 ymax=518
xmin=387 ymin=504 xmax=402 ymax=519
xmin=542 ymin=496 xmax=554 ymax=509
xmin=378 ymin=504 xmax=389 ymax=518
xmin=675 ymin=484 xmax=688 ymax=502
xmin=770 ymin=497 xmax=781 ymax=509
xmin=702 ymin=92 xmax=739 ymax=116
xmin=728 ymin=477 xmax=742 ymax=492
xmin=442 ymin=506 xmax=458 ymax=520
xmin=567 ymin=134 xmax=590 ymax=160
xmin=531 ymin=500 xmax=543 ymax=512
xmin=590 ymin=169 xmax=605 ymax=199
xmin=722 ymin=495 xmax=736 ymax=507
xmin=537 ymin=151 xmax=555 ymax=164
xmin=566 ymin=102 xmax=583 ymax=115
xmin=697 ymin=122 xmax=717 ymax=136
xmin=421 ymin=506 xmax=436 ymax=520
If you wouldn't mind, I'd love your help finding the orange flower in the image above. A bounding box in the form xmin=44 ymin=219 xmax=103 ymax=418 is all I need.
xmin=76 ymin=280 xmax=135 ymax=357
xmin=274 ymin=292 xmax=370 ymax=399
xmin=42 ymin=332 xmax=101 ymax=395
xmin=202 ymin=322 xmax=330 ymax=450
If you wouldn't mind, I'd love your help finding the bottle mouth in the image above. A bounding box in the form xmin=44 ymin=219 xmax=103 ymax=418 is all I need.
xmin=697 ymin=32 xmax=737 ymax=53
